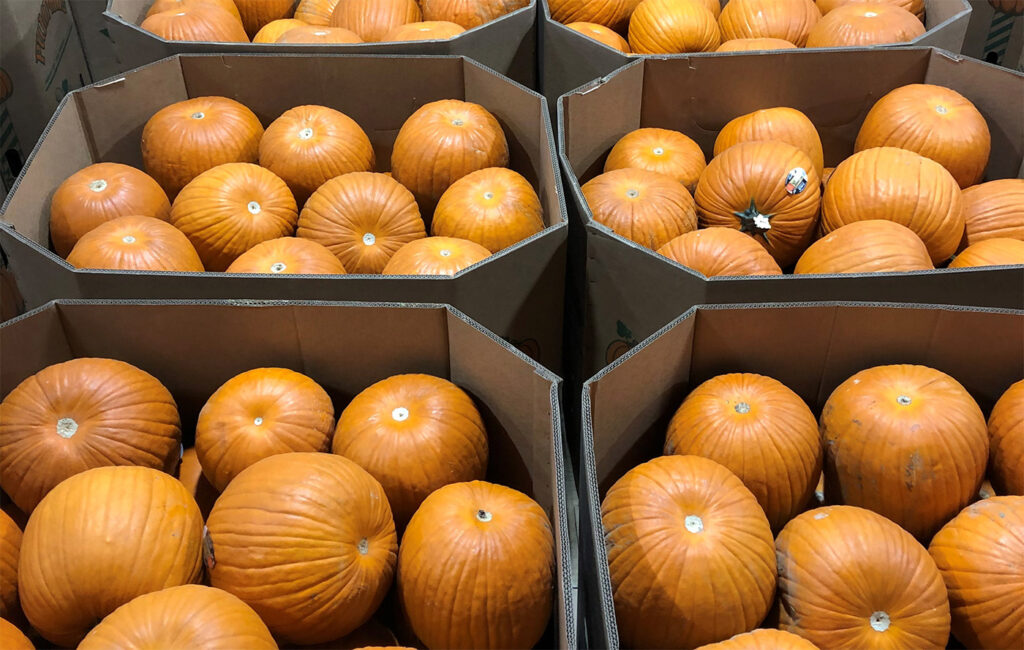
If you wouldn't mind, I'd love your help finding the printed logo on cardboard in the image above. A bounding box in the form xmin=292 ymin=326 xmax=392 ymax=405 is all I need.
xmin=605 ymin=320 xmax=639 ymax=366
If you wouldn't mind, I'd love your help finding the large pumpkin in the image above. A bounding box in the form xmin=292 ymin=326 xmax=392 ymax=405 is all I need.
xmin=140 ymin=4 xmax=249 ymax=42
xmin=628 ymin=0 xmax=721 ymax=54
xmin=794 ymin=220 xmax=933 ymax=274
xmin=297 ymin=172 xmax=426 ymax=273
xmin=714 ymin=107 xmax=825 ymax=178
xmin=603 ymin=455 xmax=775 ymax=648
xmin=49 ymin=162 xmax=170 ymax=257
xmin=582 ymin=168 xmax=697 ymax=250
xmin=696 ymin=628 xmax=820 ymax=650
xmin=294 ymin=0 xmax=340 ymax=24
xmin=657 ymin=228 xmax=783 ymax=277
xmin=695 ymin=140 xmax=821 ymax=267
xmin=259 ymin=105 xmax=375 ymax=205
xmin=719 ymin=0 xmax=822 ymax=47
xmin=145 ymin=0 xmax=243 ymax=21
xmin=431 ymin=167 xmax=544 ymax=252
xmin=821 ymin=147 xmax=964 ymax=264
xmin=398 ymin=480 xmax=554 ymax=649
xmin=226 ymin=237 xmax=347 ymax=274
xmin=855 ymin=84 xmax=991 ymax=189
xmin=989 ymin=380 xmax=1023 ymax=495
xmin=962 ymin=178 xmax=1024 ymax=245
xmin=18 ymin=467 xmax=203 ymax=647
xmin=0 ymin=512 xmax=20 ymax=621
xmin=565 ymin=22 xmax=631 ymax=51
xmin=817 ymin=0 xmax=925 ymax=20
xmin=604 ymin=127 xmax=707 ymax=193
xmin=0 ymin=618 xmax=32 ymax=650
xmin=384 ymin=20 xmax=466 ymax=40
xmin=717 ymin=37 xmax=798 ymax=51
xmin=234 ymin=0 xmax=295 ymax=37
xmin=929 ymin=496 xmax=1024 ymax=649
xmin=78 ymin=585 xmax=276 ymax=650
xmin=665 ymin=373 xmax=822 ymax=532
xmin=330 ymin=0 xmax=421 ymax=41
xmin=333 ymin=374 xmax=487 ymax=528
xmin=806 ymin=3 xmax=925 ymax=47
xmin=275 ymin=25 xmax=363 ymax=42
xmin=170 ymin=162 xmax=298 ymax=271
xmin=776 ymin=505 xmax=950 ymax=649
xmin=142 ymin=96 xmax=264 ymax=200
xmin=820 ymin=364 xmax=988 ymax=540
xmin=0 ymin=358 xmax=181 ymax=513
xmin=381 ymin=236 xmax=491 ymax=275
xmin=949 ymin=237 xmax=1024 ymax=268
xmin=252 ymin=18 xmax=307 ymax=42
xmin=67 ymin=215 xmax=205 ymax=272
xmin=195 ymin=368 xmax=335 ymax=491
xmin=420 ymin=0 xmax=529 ymax=29
xmin=548 ymin=0 xmax=641 ymax=30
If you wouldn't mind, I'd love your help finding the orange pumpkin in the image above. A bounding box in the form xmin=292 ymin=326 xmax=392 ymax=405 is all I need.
xmin=176 ymin=447 xmax=218 ymax=520
xmin=821 ymin=166 xmax=835 ymax=187
xmin=565 ymin=22 xmax=631 ymax=52
xmin=206 ymin=453 xmax=397 ymax=644
xmin=382 ymin=236 xmax=491 ymax=275
xmin=950 ymin=237 xmax=1024 ymax=268
xmin=794 ymin=220 xmax=933 ymax=274
xmin=991 ymin=0 xmax=1024 ymax=14
xmin=330 ymin=0 xmax=421 ymax=41
xmin=929 ymin=496 xmax=1024 ymax=649
xmin=275 ymin=25 xmax=363 ymax=42
xmin=806 ymin=3 xmax=924 ymax=47
xmin=657 ymin=228 xmax=784 ymax=277
xmin=777 ymin=506 xmax=950 ymax=649
xmin=295 ymin=0 xmax=340 ymax=24
xmin=548 ymin=0 xmax=641 ymax=31
xmin=195 ymin=368 xmax=335 ymax=492
xmin=297 ymin=172 xmax=425 ymax=273
xmin=390 ymin=100 xmax=509 ymax=211
xmin=716 ymin=37 xmax=799 ymax=51
xmin=384 ymin=20 xmax=466 ymax=40
xmin=420 ymin=0 xmax=529 ymax=29
xmin=604 ymin=127 xmax=707 ymax=193
xmin=146 ymin=0 xmax=243 ymax=22
xmin=696 ymin=628 xmax=820 ymax=650
xmin=226 ymin=237 xmax=347 ymax=274
xmin=962 ymin=179 xmax=1024 ymax=245
xmin=431 ymin=167 xmax=544 ymax=252
xmin=67 ymin=215 xmax=205 ymax=272
xmin=252 ymin=18 xmax=308 ymax=42
xmin=398 ymin=481 xmax=554 ymax=649
xmin=78 ymin=585 xmax=276 ymax=650
xmin=989 ymin=380 xmax=1023 ymax=496
xmin=603 ymin=455 xmax=775 ymax=648
xmin=0 ymin=358 xmax=181 ymax=514
xmin=0 ymin=512 xmax=20 ymax=621
xmin=695 ymin=140 xmax=821 ymax=267
xmin=820 ymin=364 xmax=989 ymax=540
xmin=234 ymin=0 xmax=295 ymax=37
xmin=719 ymin=0 xmax=822 ymax=47
xmin=19 ymin=467 xmax=203 ymax=647
xmin=140 ymin=4 xmax=249 ymax=42
xmin=628 ymin=0 xmax=721 ymax=54
xmin=259 ymin=105 xmax=375 ymax=205
xmin=818 ymin=0 xmax=924 ymax=17
xmin=821 ymin=147 xmax=964 ymax=265
xmin=697 ymin=0 xmax=721 ymax=17
xmin=170 ymin=162 xmax=298 ymax=271
xmin=0 ymin=619 xmax=32 ymax=650
xmin=665 ymin=374 xmax=822 ymax=532
xmin=142 ymin=96 xmax=264 ymax=200
xmin=714 ymin=107 xmax=824 ymax=177
xmin=49 ymin=162 xmax=170 ymax=257
xmin=582 ymin=168 xmax=697 ymax=250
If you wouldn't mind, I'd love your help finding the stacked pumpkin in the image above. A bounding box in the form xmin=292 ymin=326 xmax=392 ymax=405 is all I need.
xmin=582 ymin=82 xmax=1024 ymax=276
xmin=0 ymin=360 xmax=555 ymax=648
xmin=140 ymin=0 xmax=529 ymax=43
xmin=51 ymin=95 xmax=544 ymax=276
xmin=602 ymin=369 xmax=1024 ymax=649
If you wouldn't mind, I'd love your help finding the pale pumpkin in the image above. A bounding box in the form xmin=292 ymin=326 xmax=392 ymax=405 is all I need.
xmin=420 ymin=0 xmax=529 ymax=29
xmin=962 ymin=179 xmax=1024 ymax=245
xmin=206 ymin=453 xmax=397 ymax=644
xmin=777 ymin=506 xmax=950 ymax=649
xmin=604 ymin=127 xmax=707 ymax=193
xmin=0 ymin=512 xmax=20 ymax=621
xmin=330 ymin=0 xmax=421 ymax=41
xmin=176 ymin=447 xmax=218 ymax=520
xmin=989 ymin=380 xmax=1024 ymax=495
xmin=716 ymin=37 xmax=799 ymax=51
xmin=275 ymin=25 xmax=363 ymax=42
xmin=252 ymin=18 xmax=308 ymax=42
xmin=548 ymin=0 xmax=641 ymax=31
xmin=714 ymin=107 xmax=824 ymax=177
xmin=794 ymin=220 xmax=933 ymax=274
xmin=294 ymin=0 xmax=340 ymax=24
xmin=398 ymin=481 xmax=554 ymax=649
xmin=695 ymin=629 xmax=820 ymax=650
xmin=656 ymin=228 xmax=783 ymax=277
xmin=603 ymin=455 xmax=776 ymax=648
xmin=817 ymin=0 xmax=925 ymax=20
xmin=820 ymin=364 xmax=989 ymax=540
xmin=140 ymin=4 xmax=249 ymax=42
xmin=806 ymin=3 xmax=925 ymax=47
xmin=67 ymin=215 xmax=205 ymax=272
xmin=234 ymin=0 xmax=295 ymax=37
xmin=49 ymin=162 xmax=170 ymax=257
xmin=0 ymin=358 xmax=181 ymax=513
xmin=384 ymin=20 xmax=466 ymax=40
xmin=582 ymin=168 xmax=697 ymax=250
xmin=431 ymin=167 xmax=544 ymax=252
xmin=226 ymin=237 xmax=347 ymax=274
xmin=565 ymin=22 xmax=631 ymax=52
xmin=950 ymin=237 xmax=1024 ymax=268
xmin=719 ymin=0 xmax=822 ymax=47
xmin=628 ymin=0 xmax=721 ymax=54
xmin=0 ymin=618 xmax=32 ymax=650
xmin=382 ymin=236 xmax=491 ymax=275
xmin=146 ymin=0 xmax=243 ymax=22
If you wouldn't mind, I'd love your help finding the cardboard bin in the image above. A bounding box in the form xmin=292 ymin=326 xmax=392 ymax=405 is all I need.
xmin=0 ymin=299 xmax=579 ymax=649
xmin=580 ymin=301 xmax=1024 ymax=648
xmin=0 ymin=54 xmax=568 ymax=372
xmin=559 ymin=47 xmax=1024 ymax=377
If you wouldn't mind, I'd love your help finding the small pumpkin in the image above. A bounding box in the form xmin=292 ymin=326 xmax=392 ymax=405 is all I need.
xmin=991 ymin=0 xmax=1024 ymax=14
xmin=794 ymin=220 xmax=933 ymax=274
xmin=719 ymin=0 xmax=822 ymax=47
xmin=988 ymin=380 xmax=1023 ymax=495
xmin=384 ymin=20 xmax=466 ymax=40
xmin=431 ymin=167 xmax=544 ymax=252
xmin=816 ymin=0 xmax=925 ymax=19
xmin=604 ymin=127 xmax=707 ymax=193
xmin=252 ymin=18 xmax=308 ymax=42
xmin=628 ymin=0 xmax=721 ymax=54
xmin=294 ymin=0 xmax=340 ymax=24
xmin=226 ymin=237 xmax=347 ymax=274
xmin=962 ymin=179 xmax=1024 ymax=245
xmin=695 ymin=628 xmax=820 ymax=650
xmin=806 ymin=3 xmax=924 ymax=47
xmin=548 ymin=0 xmax=641 ymax=31
xmin=420 ymin=0 xmax=530 ymax=29
xmin=949 ymin=237 xmax=1024 ymax=268
xmin=176 ymin=447 xmax=218 ymax=520
xmin=716 ymin=37 xmax=799 ymax=51
xmin=330 ymin=0 xmax=421 ymax=41
xmin=382 ymin=236 xmax=491 ymax=275
xmin=67 ymin=215 xmax=205 ymax=272
xmin=398 ymin=481 xmax=554 ymax=650
xmin=140 ymin=4 xmax=249 ymax=42
xmin=234 ymin=0 xmax=296 ymax=37
xmin=565 ymin=22 xmax=631 ymax=52
xmin=0 ymin=619 xmax=32 ymax=650
xmin=146 ymin=0 xmax=243 ymax=22
xmin=582 ymin=168 xmax=698 ymax=250
xmin=714 ymin=107 xmax=824 ymax=178
xmin=657 ymin=227 xmax=784 ymax=277
xmin=0 ymin=511 xmax=20 ymax=621
xmin=275 ymin=25 xmax=363 ymax=42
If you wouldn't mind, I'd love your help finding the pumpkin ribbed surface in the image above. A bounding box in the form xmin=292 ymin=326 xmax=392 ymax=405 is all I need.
xmin=295 ymin=0 xmax=340 ymax=24
xmin=583 ymin=168 xmax=697 ymax=250
xmin=962 ymin=178 xmax=1024 ymax=245
xmin=719 ymin=0 xmax=822 ymax=46
xmin=714 ymin=107 xmax=825 ymax=177
xmin=549 ymin=0 xmax=641 ymax=30
xmin=384 ymin=20 xmax=465 ymax=40
xmin=140 ymin=4 xmax=249 ymax=42
xmin=628 ymin=0 xmax=721 ymax=54
xmin=330 ymin=0 xmax=421 ymax=41
xmin=432 ymin=167 xmax=544 ymax=252
xmin=381 ymin=236 xmax=491 ymax=275
xmin=989 ymin=380 xmax=1024 ymax=496
xmin=657 ymin=227 xmax=783 ymax=277
xmin=817 ymin=0 xmax=925 ymax=19
xmin=234 ymin=0 xmax=295 ymax=37
xmin=0 ymin=618 xmax=33 ymax=650
xmin=146 ymin=0 xmax=243 ymax=21
xmin=806 ymin=3 xmax=924 ymax=47
xmin=0 ymin=512 xmax=20 ymax=621
xmin=950 ymin=237 xmax=1024 ymax=268
xmin=717 ymin=37 xmax=799 ymax=51
xmin=604 ymin=127 xmax=706 ymax=193
xmin=565 ymin=22 xmax=631 ymax=51
xmin=696 ymin=628 xmax=820 ymax=650
xmin=794 ymin=220 xmax=933 ymax=274
xmin=226 ymin=237 xmax=347 ymax=274
xmin=252 ymin=18 xmax=308 ymax=42
xmin=67 ymin=215 xmax=205 ymax=272
xmin=420 ymin=0 xmax=528 ymax=28
xmin=275 ymin=25 xmax=363 ymax=42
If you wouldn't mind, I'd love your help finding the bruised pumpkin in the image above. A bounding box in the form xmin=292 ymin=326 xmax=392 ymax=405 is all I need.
xmin=949 ymin=237 xmax=1024 ymax=268
xmin=805 ymin=3 xmax=925 ymax=47
xmin=565 ymin=22 xmax=631 ymax=52
xmin=582 ymin=168 xmax=697 ymax=250
xmin=794 ymin=220 xmax=933 ymax=274
xmin=628 ymin=0 xmax=721 ymax=54
xmin=657 ymin=228 xmax=783 ymax=277
xmin=384 ymin=20 xmax=466 ymax=40
xmin=431 ymin=167 xmax=544 ymax=252
xmin=382 ymin=236 xmax=491 ymax=275
xmin=226 ymin=237 xmax=347 ymax=274
xmin=0 ymin=511 xmax=20 ymax=621
xmin=252 ymin=18 xmax=307 ymax=42
xmin=962 ymin=179 xmax=1024 ymax=245
xmin=714 ymin=107 xmax=825 ymax=177
xmin=330 ymin=0 xmax=421 ymax=41
xmin=719 ymin=0 xmax=822 ymax=47
xmin=67 ymin=215 xmax=205 ymax=272
xmin=716 ymin=37 xmax=799 ymax=51
xmin=604 ymin=127 xmax=707 ymax=193
xmin=988 ymin=380 xmax=1024 ymax=495
xmin=420 ymin=0 xmax=529 ymax=29
xmin=140 ymin=4 xmax=248 ymax=42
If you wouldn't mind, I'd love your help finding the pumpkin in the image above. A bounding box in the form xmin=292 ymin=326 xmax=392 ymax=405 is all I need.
xmin=695 ymin=628 xmax=820 ymax=650
xmin=382 ymin=236 xmax=491 ymax=275
xmin=565 ymin=22 xmax=631 ymax=52
xmin=0 ymin=358 xmax=182 ymax=513
xmin=776 ymin=506 xmax=950 ymax=649
xmin=275 ymin=25 xmax=363 ymax=42
xmin=628 ymin=0 xmax=721 ymax=54
xmin=384 ymin=20 xmax=466 ymax=40
xmin=0 ymin=512 xmax=20 ymax=621
xmin=176 ymin=447 xmax=218 ymax=520
xmin=582 ymin=168 xmax=697 ymax=250
xmin=0 ymin=619 xmax=32 ymax=650
xmin=294 ymin=0 xmax=340 ymax=24
xmin=816 ymin=0 xmax=925 ymax=19
xmin=962 ymin=179 xmax=1024 ymax=245
xmin=195 ymin=368 xmax=335 ymax=491
xmin=297 ymin=172 xmax=425 ymax=273
xmin=719 ymin=0 xmax=822 ymax=47
xmin=146 ymin=0 xmax=243 ymax=22
xmin=19 ymin=466 xmax=203 ymax=647
xmin=695 ymin=140 xmax=821 ymax=267
xmin=140 ymin=4 xmax=249 ymax=42
xmin=226 ymin=237 xmax=347 ymax=274
xmin=991 ymin=0 xmax=1024 ymax=14
xmin=252 ymin=18 xmax=308 ymax=42
xmin=66 ymin=215 xmax=205 ymax=272
xmin=420 ymin=0 xmax=530 ymax=29
xmin=854 ymin=85 xmax=991 ymax=189
xmin=665 ymin=374 xmax=822 ymax=532
xmin=989 ymin=380 xmax=1023 ymax=495
xmin=714 ymin=107 xmax=825 ymax=178
xmin=333 ymin=374 xmax=487 ymax=528
xmin=78 ymin=585 xmax=276 ymax=650
xmin=206 ymin=453 xmax=397 ymax=644
xmin=604 ymin=127 xmax=707 ymax=193
xmin=794 ymin=220 xmax=933 ymax=274
xmin=142 ymin=96 xmax=264 ymax=200
xmin=820 ymin=364 xmax=988 ymax=540
xmin=259 ymin=105 xmax=375 ymax=206
xmin=716 ymin=37 xmax=799 ymax=51
xmin=330 ymin=0 xmax=421 ymax=41
xmin=398 ymin=481 xmax=554 ymax=649
xmin=170 ymin=162 xmax=298 ymax=272
xmin=49 ymin=162 xmax=171 ymax=257
xmin=548 ymin=0 xmax=641 ymax=31
xmin=234 ymin=0 xmax=295 ymax=37
xmin=950 ymin=238 xmax=1024 ymax=268
xmin=656 ymin=227 xmax=784 ymax=277
xmin=806 ymin=3 xmax=924 ymax=47
xmin=603 ymin=455 xmax=776 ymax=648
xmin=431 ymin=167 xmax=544 ymax=252
xmin=821 ymin=147 xmax=964 ymax=265
xmin=390 ymin=99 xmax=509 ymax=211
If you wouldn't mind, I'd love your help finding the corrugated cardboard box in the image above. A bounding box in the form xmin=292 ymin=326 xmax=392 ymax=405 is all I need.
xmin=963 ymin=0 xmax=1024 ymax=72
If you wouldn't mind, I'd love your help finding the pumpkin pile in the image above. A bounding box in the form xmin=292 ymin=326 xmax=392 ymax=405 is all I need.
xmin=49 ymin=95 xmax=545 ymax=276
xmin=0 ymin=361 xmax=556 ymax=648
xmin=602 ymin=368 xmax=1024 ymax=649
xmin=582 ymin=82 xmax=1024 ymax=276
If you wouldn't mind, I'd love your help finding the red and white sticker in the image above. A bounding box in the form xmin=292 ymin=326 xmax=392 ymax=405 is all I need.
xmin=785 ymin=167 xmax=809 ymax=195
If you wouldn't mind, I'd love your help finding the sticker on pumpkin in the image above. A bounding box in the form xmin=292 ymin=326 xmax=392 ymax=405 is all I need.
xmin=786 ymin=167 xmax=809 ymax=195
xmin=202 ymin=525 xmax=215 ymax=570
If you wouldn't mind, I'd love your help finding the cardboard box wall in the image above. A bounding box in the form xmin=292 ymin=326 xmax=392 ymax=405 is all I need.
xmin=0 ymin=299 xmax=579 ymax=648
xmin=0 ymin=54 xmax=568 ymax=372
xmin=580 ymin=302 xmax=1024 ymax=648
xmin=559 ymin=48 xmax=1024 ymax=378
xmin=963 ymin=0 xmax=1024 ymax=72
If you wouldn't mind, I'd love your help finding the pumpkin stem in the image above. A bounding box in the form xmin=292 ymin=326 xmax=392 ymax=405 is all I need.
xmin=897 ymin=395 xmax=912 ymax=406
xmin=733 ymin=199 xmax=773 ymax=237
xmin=870 ymin=611 xmax=890 ymax=632
xmin=734 ymin=402 xmax=751 ymax=415
xmin=357 ymin=538 xmax=369 ymax=555
xmin=476 ymin=509 xmax=492 ymax=523
xmin=56 ymin=417 xmax=78 ymax=439
xmin=684 ymin=515 xmax=703 ymax=534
